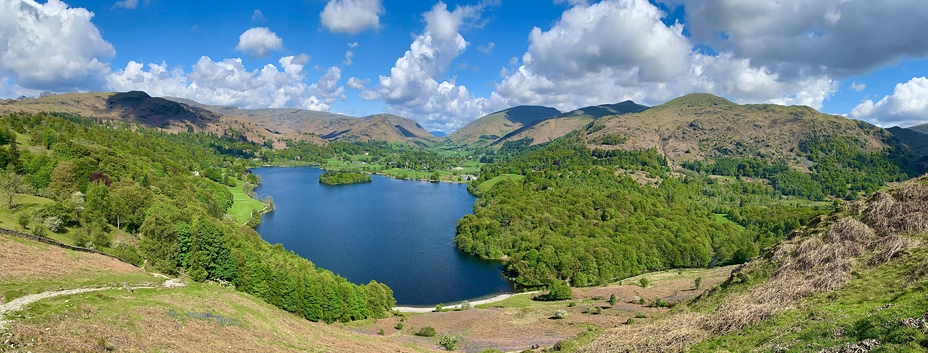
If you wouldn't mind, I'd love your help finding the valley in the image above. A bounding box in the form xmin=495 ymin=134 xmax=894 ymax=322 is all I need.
xmin=0 ymin=90 xmax=926 ymax=352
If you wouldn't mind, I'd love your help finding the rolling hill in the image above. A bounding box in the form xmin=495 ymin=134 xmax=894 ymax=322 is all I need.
xmin=581 ymin=93 xmax=922 ymax=168
xmin=168 ymin=98 xmax=437 ymax=145
xmin=888 ymin=126 xmax=928 ymax=156
xmin=448 ymin=105 xmax=561 ymax=145
xmin=491 ymin=100 xmax=649 ymax=146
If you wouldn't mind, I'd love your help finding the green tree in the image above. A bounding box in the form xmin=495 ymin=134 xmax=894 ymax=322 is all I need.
xmin=0 ymin=170 xmax=27 ymax=209
xmin=109 ymin=180 xmax=153 ymax=231
xmin=546 ymin=279 xmax=573 ymax=300
xmin=140 ymin=208 xmax=180 ymax=274
xmin=48 ymin=161 xmax=79 ymax=201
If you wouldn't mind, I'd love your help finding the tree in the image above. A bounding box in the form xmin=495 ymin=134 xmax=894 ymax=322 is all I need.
xmin=430 ymin=171 xmax=441 ymax=182
xmin=694 ymin=276 xmax=702 ymax=289
xmin=0 ymin=170 xmax=26 ymax=209
xmin=639 ymin=277 xmax=650 ymax=288
xmin=48 ymin=161 xmax=79 ymax=201
xmin=609 ymin=293 xmax=618 ymax=306
xmin=109 ymin=180 xmax=153 ymax=231
xmin=545 ymin=279 xmax=573 ymax=300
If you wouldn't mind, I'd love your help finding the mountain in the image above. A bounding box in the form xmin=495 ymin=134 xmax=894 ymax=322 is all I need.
xmin=492 ymin=100 xmax=649 ymax=146
xmin=908 ymin=122 xmax=928 ymax=135
xmin=580 ymin=173 xmax=928 ymax=352
xmin=888 ymin=126 xmax=928 ymax=156
xmin=169 ymin=99 xmax=437 ymax=145
xmin=447 ymin=105 xmax=561 ymax=145
xmin=430 ymin=130 xmax=448 ymax=137
xmin=0 ymin=91 xmax=221 ymax=129
xmin=581 ymin=93 xmax=922 ymax=167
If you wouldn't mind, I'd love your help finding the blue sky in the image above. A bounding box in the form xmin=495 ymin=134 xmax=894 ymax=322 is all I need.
xmin=1 ymin=0 xmax=927 ymax=132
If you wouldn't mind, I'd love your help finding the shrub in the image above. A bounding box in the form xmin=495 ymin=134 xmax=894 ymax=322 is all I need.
xmin=438 ymin=334 xmax=460 ymax=351
xmin=651 ymin=297 xmax=671 ymax=308
xmin=435 ymin=303 xmax=444 ymax=312
xmin=459 ymin=300 xmax=471 ymax=310
xmin=395 ymin=322 xmax=404 ymax=330
xmin=554 ymin=310 xmax=568 ymax=319
xmin=626 ymin=317 xmax=635 ymax=325
xmin=568 ymin=301 xmax=576 ymax=307
xmin=609 ymin=293 xmax=618 ymax=306
xmin=592 ymin=307 xmax=602 ymax=315
xmin=416 ymin=326 xmax=436 ymax=337
xmin=546 ymin=279 xmax=573 ymax=300
xmin=17 ymin=213 xmax=30 ymax=230
xmin=694 ymin=276 xmax=703 ymax=289
xmin=31 ymin=224 xmax=48 ymax=238
xmin=112 ymin=243 xmax=143 ymax=266
xmin=44 ymin=216 xmax=63 ymax=233
xmin=639 ymin=277 xmax=650 ymax=288
xmin=378 ymin=328 xmax=385 ymax=336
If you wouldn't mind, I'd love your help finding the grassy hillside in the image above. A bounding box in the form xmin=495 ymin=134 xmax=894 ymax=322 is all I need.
xmin=585 ymin=93 xmax=919 ymax=168
xmin=493 ymin=100 xmax=648 ymax=146
xmin=580 ymin=174 xmax=928 ymax=352
xmin=0 ymin=233 xmax=423 ymax=353
xmin=448 ymin=105 xmax=561 ymax=145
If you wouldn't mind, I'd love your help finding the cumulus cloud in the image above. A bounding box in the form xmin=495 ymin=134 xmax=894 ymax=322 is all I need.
xmin=493 ymin=0 xmax=839 ymax=112
xmin=850 ymin=77 xmax=928 ymax=127
xmin=106 ymin=54 xmax=341 ymax=111
xmin=235 ymin=27 xmax=283 ymax=57
xmin=346 ymin=77 xmax=369 ymax=90
xmin=360 ymin=1 xmax=502 ymax=131
xmin=320 ymin=0 xmax=383 ymax=34
xmin=0 ymin=0 xmax=115 ymax=92
xmin=674 ymin=0 xmax=928 ymax=77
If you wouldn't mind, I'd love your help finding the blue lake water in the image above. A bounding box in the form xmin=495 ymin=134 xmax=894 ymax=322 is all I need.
xmin=252 ymin=167 xmax=513 ymax=306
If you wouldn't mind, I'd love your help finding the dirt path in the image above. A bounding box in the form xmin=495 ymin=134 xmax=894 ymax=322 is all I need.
xmin=392 ymin=291 xmax=542 ymax=313
xmin=0 ymin=282 xmax=171 ymax=329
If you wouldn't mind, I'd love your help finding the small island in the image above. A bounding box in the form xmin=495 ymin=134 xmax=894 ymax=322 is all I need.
xmin=319 ymin=170 xmax=372 ymax=185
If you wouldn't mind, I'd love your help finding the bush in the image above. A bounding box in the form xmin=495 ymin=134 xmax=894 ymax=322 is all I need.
xmin=395 ymin=322 xmax=404 ymax=330
xmin=554 ymin=310 xmax=568 ymax=319
xmin=639 ymin=277 xmax=650 ymax=288
xmin=17 ymin=213 xmax=30 ymax=229
xmin=694 ymin=276 xmax=703 ymax=289
xmin=438 ymin=334 xmax=460 ymax=351
xmin=651 ymin=297 xmax=671 ymax=308
xmin=546 ymin=279 xmax=573 ymax=300
xmin=459 ymin=300 xmax=471 ymax=310
xmin=626 ymin=317 xmax=635 ymax=325
xmin=568 ymin=301 xmax=576 ymax=307
xmin=416 ymin=326 xmax=436 ymax=337
xmin=378 ymin=328 xmax=385 ymax=336
xmin=435 ymin=303 xmax=444 ymax=312
xmin=112 ymin=243 xmax=143 ymax=266
xmin=31 ymin=224 xmax=48 ymax=238
xmin=44 ymin=216 xmax=63 ymax=233
xmin=609 ymin=293 xmax=618 ymax=306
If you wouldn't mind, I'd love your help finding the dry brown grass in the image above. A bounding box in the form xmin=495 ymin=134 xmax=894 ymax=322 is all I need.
xmin=864 ymin=182 xmax=928 ymax=236
xmin=0 ymin=234 xmax=142 ymax=283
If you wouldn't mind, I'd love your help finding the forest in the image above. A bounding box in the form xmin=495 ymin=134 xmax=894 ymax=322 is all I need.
xmin=318 ymin=170 xmax=372 ymax=185
xmin=0 ymin=112 xmax=394 ymax=323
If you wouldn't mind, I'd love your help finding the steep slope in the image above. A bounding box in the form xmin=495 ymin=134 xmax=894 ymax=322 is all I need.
xmin=909 ymin=122 xmax=928 ymax=135
xmin=889 ymin=126 xmax=928 ymax=156
xmin=579 ymin=175 xmax=928 ymax=352
xmin=493 ymin=100 xmax=649 ymax=146
xmin=448 ymin=105 xmax=561 ymax=145
xmin=0 ymin=91 xmax=221 ymax=129
xmin=583 ymin=93 xmax=921 ymax=168
xmin=0 ymin=92 xmax=294 ymax=147
xmin=0 ymin=232 xmax=421 ymax=353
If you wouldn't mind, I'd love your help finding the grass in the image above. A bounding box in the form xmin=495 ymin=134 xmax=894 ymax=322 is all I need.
xmin=714 ymin=213 xmax=745 ymax=230
xmin=225 ymin=178 xmax=266 ymax=224
xmin=692 ymin=248 xmax=928 ymax=352
xmin=476 ymin=174 xmax=525 ymax=192
xmin=0 ymin=193 xmax=55 ymax=232
xmin=475 ymin=293 xmax=534 ymax=309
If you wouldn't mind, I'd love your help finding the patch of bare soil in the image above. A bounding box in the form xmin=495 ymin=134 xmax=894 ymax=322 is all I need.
xmin=0 ymin=234 xmax=142 ymax=283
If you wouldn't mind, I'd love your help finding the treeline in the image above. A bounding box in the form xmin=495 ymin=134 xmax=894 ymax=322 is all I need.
xmin=265 ymin=140 xmax=474 ymax=172
xmin=456 ymin=138 xmax=757 ymax=287
xmin=0 ymin=112 xmax=395 ymax=322
xmin=682 ymin=136 xmax=922 ymax=200
xmin=319 ymin=171 xmax=371 ymax=185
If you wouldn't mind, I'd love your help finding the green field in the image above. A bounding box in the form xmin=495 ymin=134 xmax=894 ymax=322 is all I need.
xmin=226 ymin=179 xmax=266 ymax=224
xmin=476 ymin=174 xmax=525 ymax=192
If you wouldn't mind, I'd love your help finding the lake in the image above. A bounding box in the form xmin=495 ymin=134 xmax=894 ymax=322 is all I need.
xmin=252 ymin=167 xmax=514 ymax=306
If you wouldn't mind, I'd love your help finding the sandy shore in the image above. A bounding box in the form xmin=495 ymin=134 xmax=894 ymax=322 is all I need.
xmin=392 ymin=291 xmax=540 ymax=313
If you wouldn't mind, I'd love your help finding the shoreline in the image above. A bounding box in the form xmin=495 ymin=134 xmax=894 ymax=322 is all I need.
xmin=254 ymin=164 xmax=474 ymax=184
xmin=392 ymin=290 xmax=541 ymax=313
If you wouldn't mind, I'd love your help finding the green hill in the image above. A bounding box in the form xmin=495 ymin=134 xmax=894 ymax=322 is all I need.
xmin=580 ymin=174 xmax=928 ymax=352
xmin=492 ymin=100 xmax=649 ymax=146
xmin=448 ymin=105 xmax=561 ymax=145
xmin=908 ymin=122 xmax=928 ymax=135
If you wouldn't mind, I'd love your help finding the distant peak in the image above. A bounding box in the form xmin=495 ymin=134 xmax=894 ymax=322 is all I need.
xmin=660 ymin=93 xmax=734 ymax=108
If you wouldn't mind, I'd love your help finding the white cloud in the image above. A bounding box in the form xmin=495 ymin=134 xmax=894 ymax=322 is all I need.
xmin=106 ymin=54 xmax=338 ymax=111
xmin=344 ymin=51 xmax=354 ymax=66
xmin=851 ymin=81 xmax=866 ymax=92
xmin=348 ymin=42 xmax=359 ymax=48
xmin=346 ymin=77 xmax=369 ymax=90
xmin=0 ymin=0 xmax=115 ymax=92
xmin=235 ymin=27 xmax=283 ymax=57
xmin=850 ymin=77 xmax=928 ymax=127
xmin=492 ymin=0 xmax=839 ymax=113
xmin=477 ymin=42 xmax=495 ymax=54
xmin=320 ymin=0 xmax=383 ymax=34
xmin=252 ymin=9 xmax=266 ymax=21
xmin=674 ymin=0 xmax=928 ymax=77
xmin=360 ymin=1 xmax=502 ymax=131
xmin=111 ymin=0 xmax=147 ymax=10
